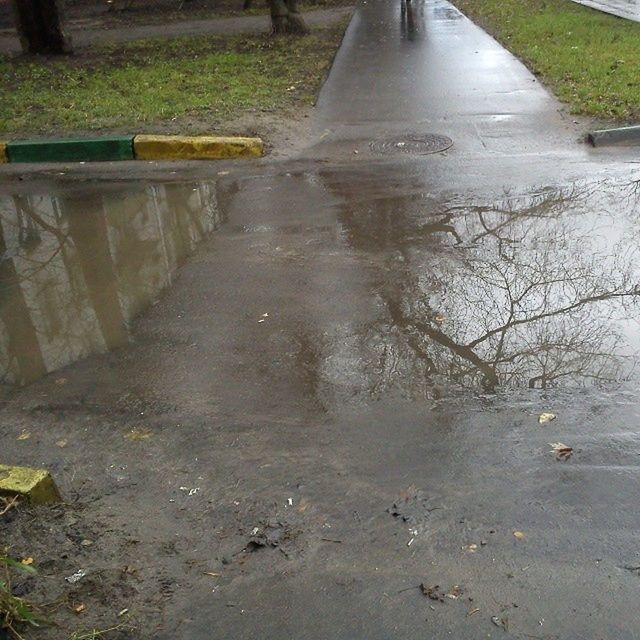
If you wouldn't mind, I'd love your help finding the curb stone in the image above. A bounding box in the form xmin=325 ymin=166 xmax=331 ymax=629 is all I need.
xmin=0 ymin=135 xmax=264 ymax=163
xmin=0 ymin=464 xmax=61 ymax=505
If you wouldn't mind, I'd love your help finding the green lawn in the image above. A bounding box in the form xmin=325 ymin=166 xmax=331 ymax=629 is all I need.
xmin=451 ymin=0 xmax=640 ymax=122
xmin=0 ymin=23 xmax=347 ymax=137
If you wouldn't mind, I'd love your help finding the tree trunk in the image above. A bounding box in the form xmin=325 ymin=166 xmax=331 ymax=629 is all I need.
xmin=11 ymin=0 xmax=72 ymax=55
xmin=268 ymin=0 xmax=309 ymax=34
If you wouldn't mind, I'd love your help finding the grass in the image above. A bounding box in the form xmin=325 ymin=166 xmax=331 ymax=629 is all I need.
xmin=0 ymin=549 xmax=42 ymax=638
xmin=451 ymin=0 xmax=640 ymax=122
xmin=0 ymin=22 xmax=348 ymax=137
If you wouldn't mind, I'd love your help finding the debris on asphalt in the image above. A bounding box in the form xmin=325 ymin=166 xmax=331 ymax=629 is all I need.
xmin=420 ymin=583 xmax=445 ymax=602
xmin=550 ymin=442 xmax=573 ymax=460
xmin=244 ymin=520 xmax=300 ymax=554
xmin=623 ymin=564 xmax=640 ymax=575
xmin=56 ymin=439 xmax=68 ymax=448
xmin=513 ymin=531 xmax=525 ymax=540
xmin=125 ymin=428 xmax=153 ymax=441
xmin=117 ymin=608 xmax=129 ymax=617
xmin=65 ymin=569 xmax=87 ymax=584
xmin=446 ymin=585 xmax=463 ymax=599
xmin=388 ymin=486 xmax=438 ymax=524
xmin=179 ymin=486 xmax=201 ymax=496
xmin=463 ymin=543 xmax=479 ymax=552
xmin=491 ymin=614 xmax=509 ymax=630
xmin=419 ymin=584 xmax=463 ymax=602
xmin=538 ymin=412 xmax=556 ymax=425
xmin=467 ymin=607 xmax=480 ymax=617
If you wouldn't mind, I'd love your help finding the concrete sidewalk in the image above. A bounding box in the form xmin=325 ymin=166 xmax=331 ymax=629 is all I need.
xmin=0 ymin=6 xmax=351 ymax=54
xmin=309 ymin=0 xmax=587 ymax=157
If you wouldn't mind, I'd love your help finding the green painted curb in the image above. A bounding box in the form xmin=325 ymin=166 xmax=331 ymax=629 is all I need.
xmin=7 ymin=136 xmax=134 ymax=163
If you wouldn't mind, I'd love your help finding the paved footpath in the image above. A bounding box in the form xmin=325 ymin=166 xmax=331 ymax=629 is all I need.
xmin=2 ymin=2 xmax=640 ymax=639
xmin=0 ymin=6 xmax=352 ymax=53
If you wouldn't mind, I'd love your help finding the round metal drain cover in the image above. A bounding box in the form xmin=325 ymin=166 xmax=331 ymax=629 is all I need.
xmin=370 ymin=133 xmax=453 ymax=155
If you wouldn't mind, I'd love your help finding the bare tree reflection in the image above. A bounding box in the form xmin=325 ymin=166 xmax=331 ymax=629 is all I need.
xmin=324 ymin=174 xmax=640 ymax=396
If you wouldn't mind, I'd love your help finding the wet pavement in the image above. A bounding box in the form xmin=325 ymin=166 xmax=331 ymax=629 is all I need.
xmin=3 ymin=1 xmax=640 ymax=639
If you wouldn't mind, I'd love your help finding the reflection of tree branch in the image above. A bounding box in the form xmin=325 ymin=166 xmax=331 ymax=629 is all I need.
xmin=467 ymin=289 xmax=638 ymax=350
xmin=385 ymin=293 xmax=499 ymax=390
xmin=13 ymin=196 xmax=69 ymax=245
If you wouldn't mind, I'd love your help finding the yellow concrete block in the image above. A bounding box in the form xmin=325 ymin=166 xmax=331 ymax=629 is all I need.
xmin=133 ymin=135 xmax=263 ymax=160
xmin=0 ymin=142 xmax=7 ymax=163
xmin=0 ymin=464 xmax=61 ymax=504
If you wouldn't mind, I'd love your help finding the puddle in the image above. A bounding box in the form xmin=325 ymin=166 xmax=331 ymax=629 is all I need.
xmin=0 ymin=181 xmax=220 ymax=385
xmin=311 ymin=171 xmax=640 ymax=398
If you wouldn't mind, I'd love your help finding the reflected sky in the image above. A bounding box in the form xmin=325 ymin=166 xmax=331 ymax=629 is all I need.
xmin=312 ymin=172 xmax=640 ymax=398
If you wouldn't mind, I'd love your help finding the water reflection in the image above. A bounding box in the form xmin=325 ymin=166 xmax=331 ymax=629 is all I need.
xmin=321 ymin=173 xmax=640 ymax=397
xmin=400 ymin=0 xmax=424 ymax=41
xmin=0 ymin=183 xmax=220 ymax=385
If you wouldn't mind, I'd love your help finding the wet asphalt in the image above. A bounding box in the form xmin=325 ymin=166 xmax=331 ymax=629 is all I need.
xmin=3 ymin=1 xmax=640 ymax=638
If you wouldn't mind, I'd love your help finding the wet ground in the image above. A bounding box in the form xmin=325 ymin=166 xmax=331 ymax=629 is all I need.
xmin=3 ymin=1 xmax=640 ymax=638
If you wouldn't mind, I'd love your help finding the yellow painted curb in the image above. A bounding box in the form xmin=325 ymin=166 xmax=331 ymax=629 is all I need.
xmin=133 ymin=135 xmax=263 ymax=160
xmin=0 ymin=142 xmax=7 ymax=163
xmin=0 ymin=464 xmax=61 ymax=504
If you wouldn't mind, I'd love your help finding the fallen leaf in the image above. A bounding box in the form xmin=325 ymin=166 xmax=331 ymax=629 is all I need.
xmin=17 ymin=430 xmax=31 ymax=441
xmin=550 ymin=442 xmax=573 ymax=460
xmin=56 ymin=439 xmax=68 ymax=448
xmin=463 ymin=543 xmax=478 ymax=552
xmin=21 ymin=557 xmax=33 ymax=566
xmin=117 ymin=608 xmax=129 ymax=617
xmin=434 ymin=314 xmax=446 ymax=323
xmin=125 ymin=428 xmax=153 ymax=441
xmin=513 ymin=531 xmax=525 ymax=540
xmin=80 ymin=539 xmax=93 ymax=547
xmin=74 ymin=603 xmax=86 ymax=614
xmin=538 ymin=412 xmax=556 ymax=425
xmin=467 ymin=607 xmax=480 ymax=617
xmin=55 ymin=378 xmax=67 ymax=386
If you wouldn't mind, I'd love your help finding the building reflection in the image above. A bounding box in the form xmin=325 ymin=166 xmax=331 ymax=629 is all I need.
xmin=0 ymin=182 xmax=220 ymax=385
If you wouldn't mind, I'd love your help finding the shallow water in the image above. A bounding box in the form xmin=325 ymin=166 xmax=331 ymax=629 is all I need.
xmin=0 ymin=181 xmax=220 ymax=385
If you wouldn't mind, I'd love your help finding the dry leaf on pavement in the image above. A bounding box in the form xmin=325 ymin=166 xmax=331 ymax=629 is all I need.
xmin=549 ymin=442 xmax=573 ymax=460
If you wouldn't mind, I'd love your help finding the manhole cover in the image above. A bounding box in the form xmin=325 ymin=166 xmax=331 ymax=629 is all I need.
xmin=370 ymin=133 xmax=453 ymax=155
